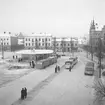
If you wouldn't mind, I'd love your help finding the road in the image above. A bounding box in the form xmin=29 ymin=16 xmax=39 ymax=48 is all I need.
xmin=12 ymin=53 xmax=94 ymax=105
xmin=28 ymin=55 xmax=93 ymax=105
xmin=0 ymin=52 xmax=95 ymax=105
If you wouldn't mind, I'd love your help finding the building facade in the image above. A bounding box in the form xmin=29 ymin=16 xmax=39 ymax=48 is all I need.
xmin=89 ymin=19 xmax=105 ymax=52
xmin=52 ymin=37 xmax=78 ymax=52
xmin=23 ymin=33 xmax=53 ymax=50
xmin=0 ymin=32 xmax=24 ymax=51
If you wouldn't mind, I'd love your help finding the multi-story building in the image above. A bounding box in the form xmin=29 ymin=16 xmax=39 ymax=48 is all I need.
xmin=23 ymin=33 xmax=53 ymax=49
xmin=0 ymin=32 xmax=24 ymax=51
xmin=0 ymin=32 xmax=78 ymax=53
xmin=52 ymin=37 xmax=78 ymax=52
xmin=89 ymin=19 xmax=105 ymax=51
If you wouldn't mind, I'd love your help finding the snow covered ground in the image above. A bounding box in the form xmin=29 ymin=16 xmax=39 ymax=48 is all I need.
xmin=0 ymin=56 xmax=67 ymax=105
xmin=10 ymin=54 xmax=94 ymax=105
xmin=27 ymin=56 xmax=94 ymax=105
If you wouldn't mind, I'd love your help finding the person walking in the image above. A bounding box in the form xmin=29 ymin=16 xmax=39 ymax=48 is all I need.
xmin=24 ymin=87 xmax=27 ymax=98
xmin=58 ymin=66 xmax=60 ymax=71
xmin=21 ymin=88 xmax=24 ymax=100
xmin=69 ymin=66 xmax=71 ymax=72
xmin=55 ymin=66 xmax=57 ymax=73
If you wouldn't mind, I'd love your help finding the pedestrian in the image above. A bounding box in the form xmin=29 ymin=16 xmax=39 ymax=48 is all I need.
xmin=13 ymin=55 xmax=14 ymax=59
xmin=21 ymin=88 xmax=24 ymax=100
xmin=55 ymin=66 xmax=57 ymax=73
xmin=69 ymin=66 xmax=71 ymax=72
xmin=24 ymin=87 xmax=27 ymax=98
xmin=58 ymin=66 xmax=60 ymax=71
xmin=29 ymin=61 xmax=32 ymax=67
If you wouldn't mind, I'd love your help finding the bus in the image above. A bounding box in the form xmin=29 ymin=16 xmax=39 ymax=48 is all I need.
xmin=65 ymin=57 xmax=78 ymax=69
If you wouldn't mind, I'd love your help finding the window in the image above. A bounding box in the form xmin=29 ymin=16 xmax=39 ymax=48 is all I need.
xmin=32 ymin=39 xmax=34 ymax=42
xmin=42 ymin=39 xmax=44 ymax=42
xmin=4 ymin=43 xmax=5 ymax=45
xmin=39 ymin=43 xmax=40 ymax=46
xmin=29 ymin=38 xmax=30 ymax=41
xmin=29 ymin=43 xmax=30 ymax=46
xmin=45 ymin=38 xmax=47 ymax=41
xmin=39 ymin=38 xmax=41 ymax=41
xmin=32 ymin=43 xmax=34 ymax=46
xmin=7 ymin=38 xmax=8 ymax=40
xmin=49 ymin=39 xmax=50 ymax=41
xmin=26 ymin=43 xmax=27 ymax=46
xmin=26 ymin=38 xmax=27 ymax=41
xmin=49 ymin=43 xmax=50 ymax=46
xmin=42 ymin=43 xmax=44 ymax=46
xmin=68 ymin=44 xmax=69 ymax=46
xmin=7 ymin=43 xmax=8 ymax=45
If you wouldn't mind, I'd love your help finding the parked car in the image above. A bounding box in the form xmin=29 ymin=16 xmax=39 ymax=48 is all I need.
xmin=84 ymin=62 xmax=94 ymax=76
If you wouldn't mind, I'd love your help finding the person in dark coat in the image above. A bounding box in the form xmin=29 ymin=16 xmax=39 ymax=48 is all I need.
xmin=69 ymin=66 xmax=71 ymax=72
xmin=29 ymin=61 xmax=32 ymax=67
xmin=55 ymin=66 xmax=57 ymax=73
xmin=21 ymin=88 xmax=24 ymax=100
xmin=58 ymin=66 xmax=60 ymax=71
xmin=24 ymin=87 xmax=27 ymax=98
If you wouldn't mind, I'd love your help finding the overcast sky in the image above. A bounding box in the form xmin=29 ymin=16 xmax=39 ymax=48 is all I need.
xmin=0 ymin=0 xmax=105 ymax=37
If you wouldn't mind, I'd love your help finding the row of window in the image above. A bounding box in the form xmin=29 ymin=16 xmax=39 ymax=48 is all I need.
xmin=25 ymin=43 xmax=51 ymax=46
xmin=0 ymin=38 xmax=9 ymax=41
xmin=25 ymin=38 xmax=51 ymax=42
xmin=56 ymin=43 xmax=77 ymax=46
xmin=0 ymin=43 xmax=9 ymax=45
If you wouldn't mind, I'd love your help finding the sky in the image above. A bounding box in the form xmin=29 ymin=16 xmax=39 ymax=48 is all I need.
xmin=0 ymin=0 xmax=105 ymax=37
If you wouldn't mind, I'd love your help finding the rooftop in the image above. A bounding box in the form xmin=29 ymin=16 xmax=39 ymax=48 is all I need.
xmin=15 ymin=49 xmax=54 ymax=55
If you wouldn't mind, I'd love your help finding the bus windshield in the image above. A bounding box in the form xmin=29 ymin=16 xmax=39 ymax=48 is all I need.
xmin=65 ymin=61 xmax=72 ymax=64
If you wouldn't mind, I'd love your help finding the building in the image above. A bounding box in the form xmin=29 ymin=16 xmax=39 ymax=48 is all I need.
xmin=0 ymin=32 xmax=24 ymax=51
xmin=23 ymin=33 xmax=53 ymax=50
xmin=89 ymin=19 xmax=105 ymax=52
xmin=52 ymin=37 xmax=78 ymax=52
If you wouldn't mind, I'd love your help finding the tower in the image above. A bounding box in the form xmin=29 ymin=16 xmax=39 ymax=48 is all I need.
xmin=89 ymin=19 xmax=96 ymax=45
xmin=89 ymin=19 xmax=96 ymax=61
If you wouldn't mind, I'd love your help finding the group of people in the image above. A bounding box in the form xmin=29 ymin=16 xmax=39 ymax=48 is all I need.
xmin=21 ymin=87 xmax=27 ymax=100
xmin=30 ymin=61 xmax=35 ymax=68
xmin=55 ymin=65 xmax=60 ymax=73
